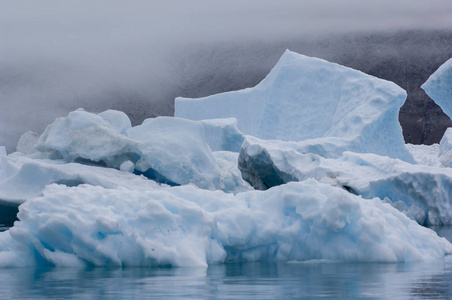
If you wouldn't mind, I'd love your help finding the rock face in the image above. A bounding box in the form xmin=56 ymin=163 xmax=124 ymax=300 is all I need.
xmin=176 ymin=50 xmax=414 ymax=163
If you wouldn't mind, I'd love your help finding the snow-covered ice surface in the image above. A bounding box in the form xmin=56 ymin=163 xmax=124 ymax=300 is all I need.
xmin=200 ymin=118 xmax=244 ymax=152
xmin=176 ymin=50 xmax=414 ymax=163
xmin=23 ymin=110 xmax=248 ymax=193
xmin=127 ymin=116 xmax=222 ymax=189
xmin=407 ymin=131 xmax=452 ymax=169
xmin=1 ymin=50 xmax=452 ymax=267
xmin=422 ymin=57 xmax=452 ymax=120
xmin=239 ymin=136 xmax=452 ymax=225
xmin=0 ymin=153 xmax=250 ymax=208
xmin=0 ymin=154 xmax=162 ymax=205
xmin=406 ymin=143 xmax=441 ymax=167
xmin=0 ymin=180 xmax=450 ymax=267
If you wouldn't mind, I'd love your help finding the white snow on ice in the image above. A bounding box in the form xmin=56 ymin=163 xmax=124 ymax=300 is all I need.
xmin=406 ymin=143 xmax=441 ymax=167
xmin=239 ymin=136 xmax=452 ymax=225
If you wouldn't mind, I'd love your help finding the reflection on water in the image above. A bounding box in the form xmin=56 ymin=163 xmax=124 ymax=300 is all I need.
xmin=0 ymin=227 xmax=450 ymax=299
xmin=0 ymin=258 xmax=451 ymax=299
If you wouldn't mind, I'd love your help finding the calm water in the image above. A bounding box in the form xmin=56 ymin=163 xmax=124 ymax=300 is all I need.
xmin=0 ymin=227 xmax=451 ymax=299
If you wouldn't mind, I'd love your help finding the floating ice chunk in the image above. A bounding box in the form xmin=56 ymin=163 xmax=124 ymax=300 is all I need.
xmin=0 ymin=147 xmax=5 ymax=157
xmin=0 ymin=154 xmax=161 ymax=206
xmin=119 ymin=160 xmax=135 ymax=173
xmin=28 ymin=110 xmax=240 ymax=191
xmin=127 ymin=117 xmax=222 ymax=189
xmin=200 ymin=118 xmax=244 ymax=152
xmin=176 ymin=50 xmax=414 ymax=162
xmin=422 ymin=58 xmax=452 ymax=120
xmin=212 ymin=151 xmax=253 ymax=193
xmin=98 ymin=110 xmax=132 ymax=135
xmin=406 ymin=143 xmax=441 ymax=167
xmin=0 ymin=233 xmax=32 ymax=267
xmin=0 ymin=180 xmax=449 ymax=267
xmin=239 ymin=136 xmax=452 ymax=225
xmin=16 ymin=131 xmax=39 ymax=155
xmin=34 ymin=109 xmax=133 ymax=163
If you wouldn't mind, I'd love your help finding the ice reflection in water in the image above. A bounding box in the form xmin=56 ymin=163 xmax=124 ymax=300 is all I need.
xmin=0 ymin=258 xmax=450 ymax=299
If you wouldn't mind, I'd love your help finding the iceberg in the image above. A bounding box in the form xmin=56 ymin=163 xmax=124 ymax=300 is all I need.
xmin=239 ymin=136 xmax=452 ymax=225
xmin=176 ymin=50 xmax=414 ymax=163
xmin=127 ymin=117 xmax=222 ymax=189
xmin=24 ymin=109 xmax=249 ymax=193
xmin=1 ymin=50 xmax=452 ymax=268
xmin=0 ymin=180 xmax=449 ymax=267
xmin=97 ymin=109 xmax=132 ymax=135
xmin=422 ymin=58 xmax=452 ymax=120
xmin=0 ymin=155 xmax=249 ymax=211
xmin=32 ymin=109 xmax=135 ymax=163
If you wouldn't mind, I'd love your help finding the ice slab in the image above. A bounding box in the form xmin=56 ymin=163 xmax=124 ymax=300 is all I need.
xmin=200 ymin=118 xmax=244 ymax=152
xmin=23 ymin=110 xmax=247 ymax=192
xmin=406 ymin=143 xmax=441 ymax=167
xmin=176 ymin=50 xmax=414 ymax=162
xmin=127 ymin=117 xmax=222 ymax=189
xmin=98 ymin=109 xmax=132 ymax=135
xmin=239 ymin=136 xmax=452 ymax=225
xmin=0 ymin=154 xmax=162 ymax=205
xmin=0 ymin=180 xmax=449 ymax=267
xmin=422 ymin=57 xmax=452 ymax=120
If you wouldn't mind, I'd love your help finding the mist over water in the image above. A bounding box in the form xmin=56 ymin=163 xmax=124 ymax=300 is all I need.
xmin=1 ymin=1 xmax=452 ymax=152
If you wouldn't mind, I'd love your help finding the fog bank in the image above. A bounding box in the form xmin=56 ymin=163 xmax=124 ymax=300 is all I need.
xmin=1 ymin=1 xmax=452 ymax=152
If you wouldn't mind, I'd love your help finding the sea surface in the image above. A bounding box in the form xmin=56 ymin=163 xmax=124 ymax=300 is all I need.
xmin=0 ymin=226 xmax=451 ymax=299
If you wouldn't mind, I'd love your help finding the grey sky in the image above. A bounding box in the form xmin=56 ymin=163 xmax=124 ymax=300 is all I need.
xmin=2 ymin=1 xmax=452 ymax=43
xmin=1 ymin=0 xmax=452 ymax=152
